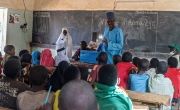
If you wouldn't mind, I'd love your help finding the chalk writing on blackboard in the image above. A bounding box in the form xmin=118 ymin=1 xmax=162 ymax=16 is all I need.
xmin=122 ymin=18 xmax=157 ymax=30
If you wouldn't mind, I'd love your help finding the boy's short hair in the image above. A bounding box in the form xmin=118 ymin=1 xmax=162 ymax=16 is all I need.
xmin=19 ymin=49 xmax=29 ymax=57
xmin=29 ymin=66 xmax=49 ymax=86
xmin=80 ymin=41 xmax=87 ymax=47
xmin=122 ymin=52 xmax=132 ymax=62
xmin=78 ymin=66 xmax=89 ymax=81
xmin=138 ymin=59 xmax=149 ymax=71
xmin=157 ymin=61 xmax=168 ymax=74
xmin=133 ymin=57 xmax=141 ymax=67
xmin=150 ymin=58 xmax=159 ymax=68
xmin=113 ymin=55 xmax=121 ymax=65
xmin=21 ymin=53 xmax=32 ymax=64
xmin=96 ymin=52 xmax=108 ymax=64
xmin=3 ymin=59 xmax=21 ymax=79
xmin=4 ymin=45 xmax=15 ymax=54
xmin=98 ymin=64 xmax=117 ymax=86
xmin=60 ymin=80 xmax=98 ymax=110
xmin=168 ymin=57 xmax=178 ymax=68
xmin=63 ymin=65 xmax=81 ymax=83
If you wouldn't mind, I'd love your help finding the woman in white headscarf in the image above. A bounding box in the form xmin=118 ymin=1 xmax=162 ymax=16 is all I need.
xmin=55 ymin=28 xmax=71 ymax=66
xmin=57 ymin=28 xmax=73 ymax=58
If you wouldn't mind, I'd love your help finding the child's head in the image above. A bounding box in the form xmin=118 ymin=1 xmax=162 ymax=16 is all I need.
xmin=29 ymin=65 xmax=49 ymax=87
xmin=3 ymin=58 xmax=21 ymax=79
xmin=60 ymin=80 xmax=98 ymax=110
xmin=133 ymin=57 xmax=141 ymax=67
xmin=122 ymin=52 xmax=132 ymax=62
xmin=96 ymin=52 xmax=108 ymax=65
xmin=63 ymin=65 xmax=81 ymax=84
xmin=4 ymin=45 xmax=15 ymax=56
xmin=113 ymin=55 xmax=121 ymax=65
xmin=78 ymin=66 xmax=89 ymax=81
xmin=168 ymin=57 xmax=178 ymax=68
xmin=138 ymin=59 xmax=149 ymax=72
xmin=55 ymin=61 xmax=70 ymax=76
xmin=149 ymin=58 xmax=159 ymax=68
xmin=156 ymin=61 xmax=168 ymax=74
xmin=19 ymin=49 xmax=29 ymax=57
xmin=80 ymin=41 xmax=88 ymax=50
xmin=21 ymin=53 xmax=32 ymax=64
xmin=98 ymin=64 xmax=117 ymax=86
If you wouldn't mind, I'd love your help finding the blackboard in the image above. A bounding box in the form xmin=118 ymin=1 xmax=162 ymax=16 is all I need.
xmin=32 ymin=11 xmax=180 ymax=53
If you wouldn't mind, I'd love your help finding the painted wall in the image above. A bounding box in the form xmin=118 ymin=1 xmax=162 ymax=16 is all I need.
xmin=1 ymin=0 xmax=180 ymax=11
xmin=33 ymin=0 xmax=180 ymax=11
xmin=0 ymin=0 xmax=34 ymax=10
xmin=6 ymin=8 xmax=33 ymax=55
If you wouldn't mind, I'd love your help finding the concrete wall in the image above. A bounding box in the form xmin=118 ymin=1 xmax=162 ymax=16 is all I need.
xmin=6 ymin=8 xmax=33 ymax=55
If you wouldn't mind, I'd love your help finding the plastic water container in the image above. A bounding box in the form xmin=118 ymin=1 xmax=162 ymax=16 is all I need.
xmin=80 ymin=50 xmax=99 ymax=64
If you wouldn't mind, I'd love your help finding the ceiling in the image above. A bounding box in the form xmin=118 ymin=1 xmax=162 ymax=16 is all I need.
xmin=0 ymin=0 xmax=180 ymax=11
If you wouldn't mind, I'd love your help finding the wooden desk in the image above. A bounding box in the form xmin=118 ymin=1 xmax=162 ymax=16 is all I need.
xmin=134 ymin=104 xmax=149 ymax=110
xmin=126 ymin=90 xmax=170 ymax=108
xmin=71 ymin=61 xmax=95 ymax=69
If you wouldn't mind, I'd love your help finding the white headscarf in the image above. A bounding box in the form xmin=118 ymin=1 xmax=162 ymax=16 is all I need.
xmin=56 ymin=28 xmax=72 ymax=58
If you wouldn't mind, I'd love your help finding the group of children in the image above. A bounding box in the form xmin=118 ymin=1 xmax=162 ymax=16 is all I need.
xmin=0 ymin=43 xmax=179 ymax=110
xmin=87 ymin=50 xmax=180 ymax=109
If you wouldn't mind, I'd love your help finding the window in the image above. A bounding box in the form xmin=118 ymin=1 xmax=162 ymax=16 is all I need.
xmin=0 ymin=8 xmax=7 ymax=55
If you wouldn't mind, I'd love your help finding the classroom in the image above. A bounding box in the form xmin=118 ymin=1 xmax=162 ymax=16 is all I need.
xmin=0 ymin=0 xmax=180 ymax=110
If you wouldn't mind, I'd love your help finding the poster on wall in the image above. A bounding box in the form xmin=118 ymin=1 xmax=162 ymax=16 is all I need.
xmin=9 ymin=14 xmax=20 ymax=24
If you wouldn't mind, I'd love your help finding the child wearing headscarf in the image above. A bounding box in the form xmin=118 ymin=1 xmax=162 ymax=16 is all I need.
xmin=40 ymin=49 xmax=55 ymax=72
xmin=32 ymin=51 xmax=41 ymax=66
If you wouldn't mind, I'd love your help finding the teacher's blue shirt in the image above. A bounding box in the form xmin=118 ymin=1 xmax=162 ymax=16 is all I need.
xmin=103 ymin=26 xmax=124 ymax=64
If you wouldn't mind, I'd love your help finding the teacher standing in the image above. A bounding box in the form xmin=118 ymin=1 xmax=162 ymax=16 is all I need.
xmin=103 ymin=12 xmax=124 ymax=64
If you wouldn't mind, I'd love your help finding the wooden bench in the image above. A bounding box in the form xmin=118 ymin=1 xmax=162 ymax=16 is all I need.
xmin=126 ymin=90 xmax=170 ymax=109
